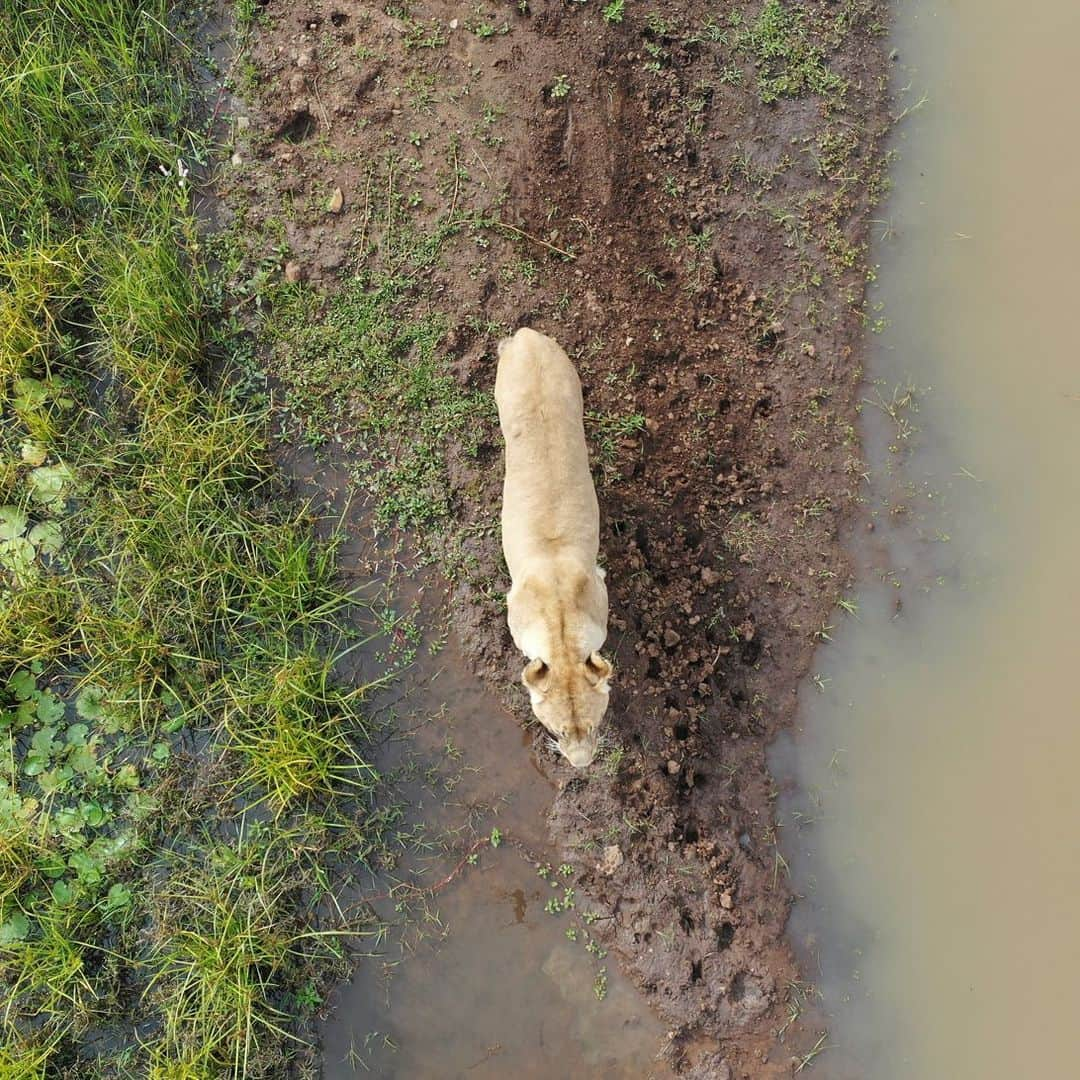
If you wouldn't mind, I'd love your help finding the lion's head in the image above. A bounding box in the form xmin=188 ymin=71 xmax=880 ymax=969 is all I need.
xmin=522 ymin=651 xmax=613 ymax=768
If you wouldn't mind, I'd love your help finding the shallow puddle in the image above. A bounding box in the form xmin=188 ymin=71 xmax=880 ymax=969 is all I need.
xmin=322 ymin=833 xmax=674 ymax=1079
xmin=773 ymin=2 xmax=1080 ymax=1077
xmin=319 ymin=639 xmax=674 ymax=1079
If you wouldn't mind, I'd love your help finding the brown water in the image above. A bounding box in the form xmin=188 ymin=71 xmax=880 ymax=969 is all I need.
xmin=772 ymin=2 xmax=1080 ymax=1077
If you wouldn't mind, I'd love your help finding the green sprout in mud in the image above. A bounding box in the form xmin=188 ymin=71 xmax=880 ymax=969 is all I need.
xmin=642 ymin=40 xmax=666 ymax=72
xmin=593 ymin=968 xmax=608 ymax=1001
xmin=470 ymin=17 xmax=509 ymax=39
xmin=636 ymin=266 xmax=666 ymax=290
xmin=296 ymin=982 xmax=323 ymax=1011
xmin=687 ymin=227 xmax=714 ymax=254
xmin=403 ymin=18 xmax=448 ymax=50
xmin=602 ymin=0 xmax=625 ymax=23
xmin=544 ymin=887 xmax=576 ymax=915
xmin=645 ymin=12 xmax=674 ymax=36
xmin=689 ymin=15 xmax=727 ymax=45
xmin=550 ymin=74 xmax=572 ymax=100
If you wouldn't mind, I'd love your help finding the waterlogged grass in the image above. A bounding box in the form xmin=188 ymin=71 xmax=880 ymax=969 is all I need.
xmin=0 ymin=3 xmax=393 ymax=1074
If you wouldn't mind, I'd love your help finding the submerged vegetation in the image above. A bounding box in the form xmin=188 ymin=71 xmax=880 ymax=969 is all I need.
xmin=0 ymin=3 xmax=395 ymax=1073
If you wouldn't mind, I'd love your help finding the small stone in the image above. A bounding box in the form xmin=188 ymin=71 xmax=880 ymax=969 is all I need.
xmin=236 ymin=115 xmax=250 ymax=131
xmin=644 ymin=417 xmax=659 ymax=435
xmin=663 ymin=627 xmax=681 ymax=649
xmin=738 ymin=832 xmax=752 ymax=851
xmin=327 ymin=186 xmax=344 ymax=213
xmin=284 ymin=260 xmax=302 ymax=283
xmin=666 ymin=759 xmax=680 ymax=775
xmin=449 ymin=17 xmax=459 ymax=29
xmin=296 ymin=51 xmax=313 ymax=69
xmin=230 ymin=152 xmax=243 ymax=167
xmin=599 ymin=845 xmax=623 ymax=876
xmin=289 ymin=72 xmax=306 ymax=94
xmin=720 ymin=891 xmax=733 ymax=910
xmin=701 ymin=566 xmax=721 ymax=587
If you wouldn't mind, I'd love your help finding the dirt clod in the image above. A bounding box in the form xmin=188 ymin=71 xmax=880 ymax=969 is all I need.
xmin=599 ymin=845 xmax=624 ymax=877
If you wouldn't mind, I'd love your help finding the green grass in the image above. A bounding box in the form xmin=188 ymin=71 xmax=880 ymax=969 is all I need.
xmin=586 ymin=410 xmax=647 ymax=482
xmin=738 ymin=1 xmax=847 ymax=104
xmin=269 ymin=265 xmax=491 ymax=529
xmin=145 ymin=829 xmax=351 ymax=1077
xmin=0 ymin=3 xmax=394 ymax=1073
xmin=204 ymin=142 xmax=499 ymax=540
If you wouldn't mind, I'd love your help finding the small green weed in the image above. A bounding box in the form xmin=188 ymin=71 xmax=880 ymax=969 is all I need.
xmin=586 ymin=409 xmax=647 ymax=480
xmin=602 ymin=0 xmax=625 ymax=24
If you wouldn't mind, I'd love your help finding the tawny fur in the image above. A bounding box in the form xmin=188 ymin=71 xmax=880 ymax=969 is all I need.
xmin=495 ymin=327 xmax=612 ymax=768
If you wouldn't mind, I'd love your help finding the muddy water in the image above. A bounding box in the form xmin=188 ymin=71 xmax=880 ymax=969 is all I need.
xmin=319 ymin=642 xmax=674 ymax=1079
xmin=772 ymin=2 xmax=1080 ymax=1077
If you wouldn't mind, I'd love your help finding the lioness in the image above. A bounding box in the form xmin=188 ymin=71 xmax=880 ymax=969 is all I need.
xmin=495 ymin=327 xmax=613 ymax=768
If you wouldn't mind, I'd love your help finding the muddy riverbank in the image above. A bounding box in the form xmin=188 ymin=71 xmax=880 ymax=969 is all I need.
xmin=214 ymin=1 xmax=894 ymax=1073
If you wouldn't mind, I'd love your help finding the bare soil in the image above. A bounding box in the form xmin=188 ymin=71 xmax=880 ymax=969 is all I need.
xmin=221 ymin=1 xmax=891 ymax=1075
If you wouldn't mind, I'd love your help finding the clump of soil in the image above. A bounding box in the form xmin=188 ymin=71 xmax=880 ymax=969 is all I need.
xmin=221 ymin=1 xmax=891 ymax=1074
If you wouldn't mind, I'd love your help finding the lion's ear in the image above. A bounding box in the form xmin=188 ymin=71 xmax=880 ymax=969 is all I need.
xmin=522 ymin=658 xmax=550 ymax=694
xmin=584 ymin=652 xmax=613 ymax=687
